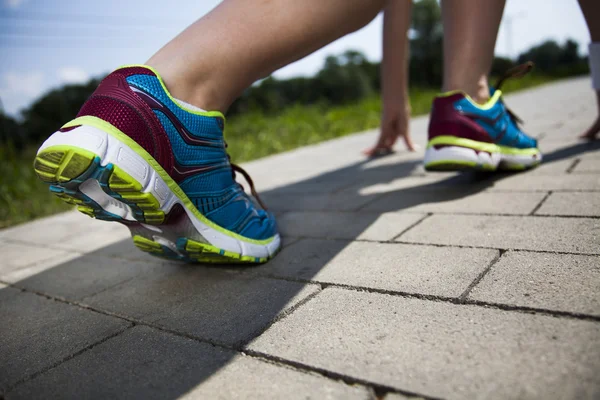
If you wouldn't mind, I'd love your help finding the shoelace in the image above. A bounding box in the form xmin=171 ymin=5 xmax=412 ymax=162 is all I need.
xmin=225 ymin=142 xmax=268 ymax=211
xmin=493 ymin=61 xmax=535 ymax=125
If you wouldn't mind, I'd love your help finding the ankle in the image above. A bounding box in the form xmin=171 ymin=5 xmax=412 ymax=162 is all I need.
xmin=443 ymin=75 xmax=490 ymax=105
xmin=145 ymin=60 xmax=231 ymax=113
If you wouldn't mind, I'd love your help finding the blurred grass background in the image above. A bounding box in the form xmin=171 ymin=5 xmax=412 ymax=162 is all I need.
xmin=0 ymin=73 xmax=567 ymax=228
xmin=2 ymin=0 xmax=589 ymax=228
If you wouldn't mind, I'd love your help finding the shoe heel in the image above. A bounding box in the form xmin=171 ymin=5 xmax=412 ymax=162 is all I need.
xmin=424 ymin=144 xmax=500 ymax=172
xmin=34 ymin=140 xmax=165 ymax=224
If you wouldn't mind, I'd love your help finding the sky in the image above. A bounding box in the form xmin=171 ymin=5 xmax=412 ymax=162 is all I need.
xmin=0 ymin=0 xmax=591 ymax=117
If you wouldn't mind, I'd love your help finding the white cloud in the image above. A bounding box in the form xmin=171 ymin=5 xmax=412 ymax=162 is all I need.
xmin=0 ymin=71 xmax=45 ymax=116
xmin=57 ymin=67 xmax=89 ymax=84
xmin=0 ymin=71 xmax=44 ymax=98
xmin=3 ymin=0 xmax=27 ymax=8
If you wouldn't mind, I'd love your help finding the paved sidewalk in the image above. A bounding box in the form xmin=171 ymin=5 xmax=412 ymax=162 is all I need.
xmin=1 ymin=77 xmax=599 ymax=400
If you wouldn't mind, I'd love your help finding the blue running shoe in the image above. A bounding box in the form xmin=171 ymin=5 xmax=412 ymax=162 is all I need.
xmin=424 ymin=62 xmax=542 ymax=171
xmin=33 ymin=65 xmax=280 ymax=263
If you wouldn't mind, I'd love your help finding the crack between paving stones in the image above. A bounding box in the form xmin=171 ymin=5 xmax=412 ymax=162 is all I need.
xmin=4 ymin=324 xmax=134 ymax=393
xmin=240 ymin=283 xmax=324 ymax=347
xmin=529 ymin=191 xmax=552 ymax=216
xmin=2 ymin=276 xmax=599 ymax=396
xmin=241 ymin=349 xmax=443 ymax=400
xmin=458 ymin=249 xmax=505 ymax=301
xmin=253 ymin=273 xmax=600 ymax=322
xmin=391 ymin=213 xmax=432 ymax=241
xmin=390 ymin=240 xmax=600 ymax=257
xmin=78 ymin=275 xmax=143 ymax=302
xmin=566 ymin=158 xmax=581 ymax=173
xmin=2 ymin=282 xmax=434 ymax=400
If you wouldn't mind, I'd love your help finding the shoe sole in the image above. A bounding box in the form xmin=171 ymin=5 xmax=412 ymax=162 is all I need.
xmin=423 ymin=135 xmax=542 ymax=172
xmin=33 ymin=120 xmax=280 ymax=263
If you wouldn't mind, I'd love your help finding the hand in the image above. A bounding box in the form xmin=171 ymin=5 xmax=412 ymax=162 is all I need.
xmin=364 ymin=104 xmax=416 ymax=157
xmin=580 ymin=90 xmax=600 ymax=140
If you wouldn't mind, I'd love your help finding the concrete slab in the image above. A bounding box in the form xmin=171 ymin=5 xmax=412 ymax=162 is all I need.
xmin=1 ymin=241 xmax=74 ymax=275
xmin=469 ymin=251 xmax=600 ymax=315
xmin=257 ymin=238 xmax=498 ymax=298
xmin=85 ymin=266 xmax=320 ymax=346
xmin=249 ymin=288 xmax=600 ymax=400
xmin=0 ymin=288 xmax=129 ymax=392
xmin=574 ymin=159 xmax=600 ymax=174
xmin=277 ymin=211 xmax=426 ymax=241
xmin=401 ymin=214 xmax=600 ymax=254
xmin=535 ymin=192 xmax=600 ymax=217
xmin=7 ymin=325 xmax=370 ymax=400
xmin=363 ymin=191 xmax=546 ymax=215
xmin=10 ymin=254 xmax=164 ymax=301
xmin=489 ymin=174 xmax=600 ymax=192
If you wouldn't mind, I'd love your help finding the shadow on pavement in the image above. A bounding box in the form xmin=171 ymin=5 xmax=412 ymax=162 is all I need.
xmin=1 ymin=138 xmax=599 ymax=399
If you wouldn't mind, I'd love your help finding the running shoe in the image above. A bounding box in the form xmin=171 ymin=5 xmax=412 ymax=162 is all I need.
xmin=424 ymin=62 xmax=541 ymax=171
xmin=33 ymin=65 xmax=280 ymax=263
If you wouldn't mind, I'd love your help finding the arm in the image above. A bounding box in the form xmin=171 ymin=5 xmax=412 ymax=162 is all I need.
xmin=365 ymin=0 xmax=414 ymax=156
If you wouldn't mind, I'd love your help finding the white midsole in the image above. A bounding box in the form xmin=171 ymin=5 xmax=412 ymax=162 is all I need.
xmin=423 ymin=146 xmax=541 ymax=168
xmin=39 ymin=125 xmax=280 ymax=258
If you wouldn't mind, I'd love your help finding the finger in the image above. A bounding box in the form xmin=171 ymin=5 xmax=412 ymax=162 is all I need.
xmin=401 ymin=131 xmax=417 ymax=151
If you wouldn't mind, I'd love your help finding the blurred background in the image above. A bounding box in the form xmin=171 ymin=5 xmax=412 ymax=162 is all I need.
xmin=0 ymin=0 xmax=592 ymax=228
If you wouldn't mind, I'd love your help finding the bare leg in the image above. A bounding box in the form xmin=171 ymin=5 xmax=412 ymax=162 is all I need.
xmin=441 ymin=0 xmax=506 ymax=103
xmin=147 ymin=0 xmax=387 ymax=113
xmin=578 ymin=0 xmax=600 ymax=140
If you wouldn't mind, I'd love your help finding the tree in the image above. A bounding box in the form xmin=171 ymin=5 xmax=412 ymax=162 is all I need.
xmin=20 ymin=78 xmax=101 ymax=145
xmin=409 ymin=0 xmax=443 ymax=87
xmin=0 ymin=111 xmax=24 ymax=148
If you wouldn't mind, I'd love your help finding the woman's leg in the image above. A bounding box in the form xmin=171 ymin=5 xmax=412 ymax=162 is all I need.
xmin=147 ymin=0 xmax=387 ymax=112
xmin=578 ymin=0 xmax=600 ymax=139
xmin=441 ymin=0 xmax=506 ymax=103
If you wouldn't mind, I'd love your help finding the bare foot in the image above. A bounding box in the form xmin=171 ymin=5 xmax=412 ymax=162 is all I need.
xmin=580 ymin=117 xmax=600 ymax=140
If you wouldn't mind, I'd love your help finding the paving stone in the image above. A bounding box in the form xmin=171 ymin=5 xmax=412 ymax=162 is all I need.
xmin=0 ymin=288 xmax=130 ymax=392
xmin=384 ymin=394 xmax=414 ymax=400
xmin=261 ymin=191 xmax=373 ymax=212
xmin=0 ymin=251 xmax=82 ymax=284
xmin=88 ymin=238 xmax=173 ymax=263
xmin=0 ymin=211 xmax=95 ymax=245
xmin=489 ymin=174 xmax=600 ymax=192
xmin=574 ymin=158 xmax=600 ymax=173
xmin=8 ymin=325 xmax=368 ymax=400
xmin=469 ymin=251 xmax=600 ymax=315
xmin=537 ymin=137 xmax=600 ymax=159
xmin=363 ymin=191 xmax=546 ymax=215
xmin=258 ymin=239 xmax=498 ymax=298
xmin=535 ymin=192 xmax=600 ymax=217
xmin=85 ymin=266 xmax=319 ymax=346
xmin=516 ymin=159 xmax=573 ymax=175
xmin=51 ymin=222 xmax=131 ymax=253
xmin=401 ymin=214 xmax=599 ymax=254
xmin=249 ymin=288 xmax=600 ymax=400
xmin=11 ymin=254 xmax=163 ymax=301
xmin=278 ymin=211 xmax=426 ymax=241
xmin=341 ymin=173 xmax=485 ymax=197
xmin=0 ymin=241 xmax=74 ymax=275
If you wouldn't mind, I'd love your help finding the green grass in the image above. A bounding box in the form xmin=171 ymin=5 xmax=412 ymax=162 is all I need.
xmin=0 ymin=145 xmax=71 ymax=228
xmin=0 ymin=74 xmax=568 ymax=228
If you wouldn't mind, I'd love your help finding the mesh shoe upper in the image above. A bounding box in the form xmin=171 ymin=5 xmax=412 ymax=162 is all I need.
xmin=428 ymin=90 xmax=538 ymax=149
xmin=77 ymin=65 xmax=277 ymax=241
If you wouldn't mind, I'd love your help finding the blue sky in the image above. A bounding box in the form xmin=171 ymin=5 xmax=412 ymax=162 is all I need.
xmin=0 ymin=0 xmax=591 ymax=117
